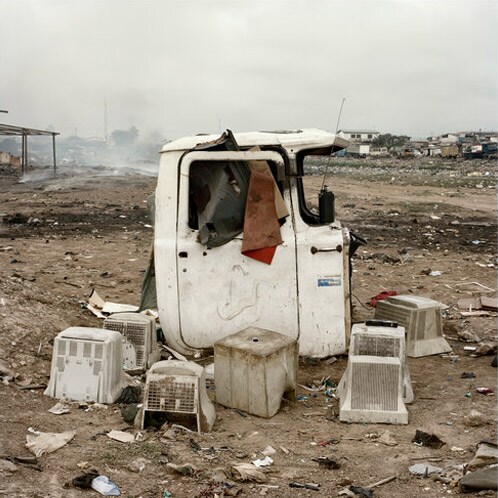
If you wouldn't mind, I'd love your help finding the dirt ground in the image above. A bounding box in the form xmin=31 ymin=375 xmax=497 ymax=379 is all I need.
xmin=0 ymin=157 xmax=496 ymax=498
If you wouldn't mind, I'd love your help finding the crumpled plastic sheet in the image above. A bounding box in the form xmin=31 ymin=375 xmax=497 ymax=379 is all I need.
xmin=26 ymin=430 xmax=76 ymax=457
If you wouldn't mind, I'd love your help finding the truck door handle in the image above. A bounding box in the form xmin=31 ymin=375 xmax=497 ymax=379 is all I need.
xmin=310 ymin=244 xmax=342 ymax=254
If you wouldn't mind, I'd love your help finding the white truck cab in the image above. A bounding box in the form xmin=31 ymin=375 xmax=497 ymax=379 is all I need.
xmin=154 ymin=129 xmax=363 ymax=357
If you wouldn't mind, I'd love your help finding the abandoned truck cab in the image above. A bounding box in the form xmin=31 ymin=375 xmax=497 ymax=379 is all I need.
xmin=154 ymin=129 xmax=362 ymax=357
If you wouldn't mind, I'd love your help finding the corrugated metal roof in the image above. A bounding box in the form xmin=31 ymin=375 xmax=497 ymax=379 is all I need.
xmin=161 ymin=128 xmax=349 ymax=153
xmin=0 ymin=123 xmax=59 ymax=136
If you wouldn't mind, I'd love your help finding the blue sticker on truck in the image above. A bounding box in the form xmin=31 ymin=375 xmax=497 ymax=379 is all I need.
xmin=317 ymin=276 xmax=341 ymax=287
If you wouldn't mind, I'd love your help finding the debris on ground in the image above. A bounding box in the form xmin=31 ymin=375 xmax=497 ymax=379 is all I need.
xmin=476 ymin=387 xmax=494 ymax=396
xmin=166 ymin=462 xmax=198 ymax=476
xmin=116 ymin=385 xmax=141 ymax=404
xmin=230 ymin=463 xmax=267 ymax=483
xmin=311 ymin=456 xmax=341 ymax=469
xmin=433 ymin=464 xmax=466 ymax=485
xmin=468 ymin=440 xmax=498 ymax=469
xmin=289 ymin=482 xmax=320 ymax=491
xmin=25 ymin=429 xmax=76 ymax=457
xmin=464 ymin=409 xmax=489 ymax=427
xmin=349 ymin=484 xmax=374 ymax=497
xmin=412 ymin=430 xmax=445 ymax=449
xmin=252 ymin=456 xmax=273 ymax=468
xmin=409 ymin=462 xmax=443 ymax=476
xmin=91 ymin=475 xmax=121 ymax=496
xmin=459 ymin=466 xmax=498 ymax=493
xmin=107 ymin=430 xmax=135 ymax=443
xmin=368 ymin=290 xmax=397 ymax=307
xmin=376 ymin=430 xmax=398 ymax=446
xmin=73 ymin=468 xmax=100 ymax=489
xmin=47 ymin=401 xmax=71 ymax=415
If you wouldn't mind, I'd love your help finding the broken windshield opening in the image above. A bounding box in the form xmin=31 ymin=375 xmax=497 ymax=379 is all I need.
xmin=187 ymin=159 xmax=287 ymax=253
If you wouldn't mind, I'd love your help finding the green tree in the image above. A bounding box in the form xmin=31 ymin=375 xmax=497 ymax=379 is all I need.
xmin=111 ymin=126 xmax=139 ymax=146
xmin=372 ymin=134 xmax=410 ymax=148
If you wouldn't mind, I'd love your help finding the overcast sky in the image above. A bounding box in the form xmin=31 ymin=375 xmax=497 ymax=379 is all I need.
xmin=1 ymin=0 xmax=497 ymax=140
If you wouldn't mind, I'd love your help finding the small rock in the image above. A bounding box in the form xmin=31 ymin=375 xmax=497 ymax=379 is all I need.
xmin=464 ymin=410 xmax=489 ymax=428
xmin=128 ymin=457 xmax=148 ymax=473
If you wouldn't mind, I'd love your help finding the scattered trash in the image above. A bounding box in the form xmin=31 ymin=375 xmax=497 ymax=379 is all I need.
xmin=231 ymin=463 xmax=267 ymax=483
xmin=116 ymin=386 xmax=141 ymax=404
xmin=476 ymin=387 xmax=494 ymax=396
xmin=280 ymin=446 xmax=290 ymax=454
xmin=475 ymin=341 xmax=497 ymax=356
xmin=47 ymin=401 xmax=70 ymax=415
xmin=464 ymin=409 xmax=489 ymax=427
xmin=349 ymin=485 xmax=374 ymax=497
xmin=26 ymin=429 xmax=76 ymax=457
xmin=128 ymin=458 xmax=148 ymax=473
xmin=377 ymin=431 xmax=398 ymax=446
xmin=107 ymin=430 xmax=134 ymax=443
xmin=429 ymin=271 xmax=442 ymax=277
xmin=463 ymin=346 xmax=477 ymax=352
xmin=91 ymin=475 xmax=120 ymax=496
xmin=261 ymin=446 xmax=276 ymax=456
xmin=459 ymin=466 xmax=498 ymax=493
xmin=166 ymin=462 xmax=197 ymax=476
xmin=73 ymin=468 xmax=100 ymax=489
xmin=289 ymin=482 xmax=320 ymax=491
xmin=409 ymin=463 xmax=442 ymax=476
xmin=434 ymin=464 xmax=466 ymax=485
xmin=3 ymin=455 xmax=40 ymax=471
xmin=460 ymin=371 xmax=476 ymax=379
xmin=468 ymin=440 xmax=498 ymax=469
xmin=480 ymin=296 xmax=498 ymax=311
xmin=368 ymin=290 xmax=397 ymax=308
xmin=120 ymin=404 xmax=139 ymax=425
xmin=252 ymin=456 xmax=273 ymax=468
xmin=311 ymin=456 xmax=341 ymax=469
xmin=457 ymin=330 xmax=481 ymax=343
xmin=412 ymin=430 xmax=445 ymax=449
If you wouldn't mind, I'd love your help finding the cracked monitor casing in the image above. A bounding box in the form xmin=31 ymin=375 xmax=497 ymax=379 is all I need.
xmin=374 ymin=295 xmax=452 ymax=357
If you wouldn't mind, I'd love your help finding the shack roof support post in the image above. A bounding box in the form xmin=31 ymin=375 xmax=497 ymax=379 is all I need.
xmin=21 ymin=134 xmax=25 ymax=175
xmin=24 ymin=133 xmax=28 ymax=174
xmin=52 ymin=133 xmax=57 ymax=175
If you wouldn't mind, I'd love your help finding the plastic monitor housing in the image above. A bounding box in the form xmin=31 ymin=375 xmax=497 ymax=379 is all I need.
xmin=374 ymin=295 xmax=452 ymax=357
xmin=45 ymin=327 xmax=127 ymax=404
xmin=141 ymin=360 xmax=216 ymax=434
xmin=104 ymin=312 xmax=160 ymax=370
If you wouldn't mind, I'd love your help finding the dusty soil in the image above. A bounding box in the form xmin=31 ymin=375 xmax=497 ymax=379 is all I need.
xmin=0 ymin=158 xmax=496 ymax=498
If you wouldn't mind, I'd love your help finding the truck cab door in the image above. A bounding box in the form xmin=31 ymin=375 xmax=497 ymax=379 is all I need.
xmin=174 ymin=150 xmax=299 ymax=355
xmin=289 ymin=175 xmax=351 ymax=358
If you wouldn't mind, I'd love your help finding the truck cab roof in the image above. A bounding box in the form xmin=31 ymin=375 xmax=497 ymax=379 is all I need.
xmin=161 ymin=128 xmax=349 ymax=155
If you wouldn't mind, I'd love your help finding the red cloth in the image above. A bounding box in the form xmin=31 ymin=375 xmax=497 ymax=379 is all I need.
xmin=369 ymin=291 xmax=397 ymax=307
xmin=241 ymin=170 xmax=282 ymax=265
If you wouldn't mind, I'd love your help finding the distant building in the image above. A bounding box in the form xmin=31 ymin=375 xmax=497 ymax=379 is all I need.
xmin=338 ymin=129 xmax=380 ymax=142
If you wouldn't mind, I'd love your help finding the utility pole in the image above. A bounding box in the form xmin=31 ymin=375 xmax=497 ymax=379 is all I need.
xmin=104 ymin=99 xmax=108 ymax=143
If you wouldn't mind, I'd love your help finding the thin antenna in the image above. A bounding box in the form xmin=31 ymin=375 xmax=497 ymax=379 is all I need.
xmin=321 ymin=97 xmax=345 ymax=190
